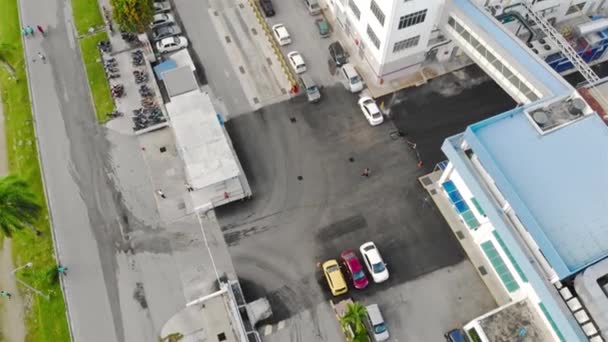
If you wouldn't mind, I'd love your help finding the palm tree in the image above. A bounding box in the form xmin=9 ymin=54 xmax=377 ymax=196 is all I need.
xmin=0 ymin=175 xmax=42 ymax=237
xmin=340 ymin=302 xmax=369 ymax=342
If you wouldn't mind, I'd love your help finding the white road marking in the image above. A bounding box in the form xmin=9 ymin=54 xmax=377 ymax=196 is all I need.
xmin=277 ymin=320 xmax=286 ymax=330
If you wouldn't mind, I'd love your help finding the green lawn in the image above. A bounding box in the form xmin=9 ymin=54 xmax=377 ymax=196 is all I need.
xmin=0 ymin=0 xmax=70 ymax=341
xmin=71 ymin=0 xmax=104 ymax=36
xmin=80 ymin=32 xmax=113 ymax=122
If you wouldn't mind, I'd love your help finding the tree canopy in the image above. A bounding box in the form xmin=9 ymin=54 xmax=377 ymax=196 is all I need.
xmin=340 ymin=302 xmax=370 ymax=342
xmin=110 ymin=0 xmax=154 ymax=33
xmin=0 ymin=175 xmax=42 ymax=237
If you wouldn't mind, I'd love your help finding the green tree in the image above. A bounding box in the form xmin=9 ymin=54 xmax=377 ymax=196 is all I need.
xmin=0 ymin=175 xmax=42 ymax=237
xmin=340 ymin=302 xmax=370 ymax=342
xmin=110 ymin=0 xmax=154 ymax=33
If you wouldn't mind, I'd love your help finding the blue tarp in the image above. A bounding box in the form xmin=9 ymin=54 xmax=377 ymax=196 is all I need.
xmin=153 ymin=59 xmax=178 ymax=80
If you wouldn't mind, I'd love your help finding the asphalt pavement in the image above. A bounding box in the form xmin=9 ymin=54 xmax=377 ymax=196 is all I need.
xmin=215 ymin=86 xmax=480 ymax=340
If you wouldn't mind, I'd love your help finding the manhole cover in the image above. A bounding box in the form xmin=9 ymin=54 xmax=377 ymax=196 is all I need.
xmin=290 ymin=117 xmax=296 ymax=123
xmin=455 ymin=230 xmax=465 ymax=240
xmin=225 ymin=36 xmax=231 ymax=43
xmin=239 ymin=66 xmax=245 ymax=74
xmin=297 ymin=176 xmax=303 ymax=181
xmin=160 ymin=146 xmax=166 ymax=153
xmin=478 ymin=266 xmax=488 ymax=276
xmin=253 ymin=97 xmax=259 ymax=104
xmin=213 ymin=10 xmax=218 ymax=16
xmin=239 ymin=3 xmax=244 ymax=8
xmin=348 ymin=157 xmax=355 ymax=162
xmin=177 ymin=202 xmax=185 ymax=210
xmin=266 ymin=57 xmax=272 ymax=66
xmin=430 ymin=189 xmax=437 ymax=195
xmin=251 ymin=28 xmax=257 ymax=35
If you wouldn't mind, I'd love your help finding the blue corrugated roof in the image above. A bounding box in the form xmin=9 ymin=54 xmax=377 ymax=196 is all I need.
xmin=452 ymin=0 xmax=571 ymax=96
xmin=464 ymin=110 xmax=608 ymax=278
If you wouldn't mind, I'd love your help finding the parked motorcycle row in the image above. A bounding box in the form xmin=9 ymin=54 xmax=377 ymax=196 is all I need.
xmin=101 ymin=42 xmax=168 ymax=130
xmin=132 ymin=107 xmax=166 ymax=131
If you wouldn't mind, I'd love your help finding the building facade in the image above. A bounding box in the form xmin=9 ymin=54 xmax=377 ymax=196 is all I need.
xmin=325 ymin=0 xmax=608 ymax=83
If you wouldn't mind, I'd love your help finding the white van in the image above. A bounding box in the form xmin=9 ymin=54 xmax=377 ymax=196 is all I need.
xmin=340 ymin=63 xmax=364 ymax=93
xmin=365 ymin=304 xmax=389 ymax=341
xmin=304 ymin=0 xmax=321 ymax=15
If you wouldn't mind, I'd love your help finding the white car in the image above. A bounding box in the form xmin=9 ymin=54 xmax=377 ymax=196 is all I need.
xmin=150 ymin=13 xmax=174 ymax=28
xmin=272 ymin=24 xmax=291 ymax=46
xmin=156 ymin=36 xmax=188 ymax=53
xmin=153 ymin=1 xmax=171 ymax=12
xmin=358 ymin=96 xmax=384 ymax=126
xmin=287 ymin=51 xmax=306 ymax=74
xmin=360 ymin=242 xmax=389 ymax=283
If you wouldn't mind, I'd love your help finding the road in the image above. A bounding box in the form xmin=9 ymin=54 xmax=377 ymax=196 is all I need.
xmin=18 ymin=0 xmax=229 ymax=341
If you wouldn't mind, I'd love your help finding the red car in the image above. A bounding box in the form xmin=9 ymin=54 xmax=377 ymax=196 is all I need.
xmin=341 ymin=250 xmax=369 ymax=289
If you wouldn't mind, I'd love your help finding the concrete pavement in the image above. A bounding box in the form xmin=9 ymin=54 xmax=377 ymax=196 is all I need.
xmin=17 ymin=0 xmax=241 ymax=340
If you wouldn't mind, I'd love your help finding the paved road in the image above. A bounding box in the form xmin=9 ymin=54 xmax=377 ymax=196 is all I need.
xmin=17 ymin=1 xmax=230 ymax=341
xmin=215 ymin=86 xmax=471 ymax=339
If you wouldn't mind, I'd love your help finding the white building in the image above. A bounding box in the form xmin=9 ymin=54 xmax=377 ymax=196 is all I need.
xmin=325 ymin=0 xmax=608 ymax=84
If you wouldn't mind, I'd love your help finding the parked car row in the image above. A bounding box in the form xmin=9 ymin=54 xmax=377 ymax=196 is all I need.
xmin=322 ymin=241 xmax=389 ymax=296
xmin=259 ymin=0 xmax=322 ymax=17
xmin=149 ymin=2 xmax=188 ymax=54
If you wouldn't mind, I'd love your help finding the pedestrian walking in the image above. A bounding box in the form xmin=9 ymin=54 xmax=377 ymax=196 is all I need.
xmin=185 ymin=183 xmax=194 ymax=192
xmin=37 ymin=52 xmax=46 ymax=63
xmin=57 ymin=265 xmax=68 ymax=276
xmin=0 ymin=291 xmax=11 ymax=300
xmin=36 ymin=25 xmax=45 ymax=36
xmin=26 ymin=25 xmax=34 ymax=37
xmin=361 ymin=167 xmax=371 ymax=177
xmin=156 ymin=189 xmax=166 ymax=199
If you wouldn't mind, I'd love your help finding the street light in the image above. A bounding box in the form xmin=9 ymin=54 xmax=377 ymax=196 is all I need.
xmin=11 ymin=262 xmax=49 ymax=300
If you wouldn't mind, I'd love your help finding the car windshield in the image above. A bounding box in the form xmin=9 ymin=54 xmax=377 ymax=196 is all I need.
xmin=374 ymin=323 xmax=387 ymax=334
xmin=327 ymin=265 xmax=339 ymax=272
xmin=350 ymin=75 xmax=361 ymax=84
xmin=372 ymin=262 xmax=385 ymax=273
xmin=353 ymin=270 xmax=365 ymax=280
xmin=307 ymin=86 xmax=318 ymax=93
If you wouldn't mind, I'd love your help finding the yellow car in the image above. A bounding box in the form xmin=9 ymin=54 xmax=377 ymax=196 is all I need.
xmin=323 ymin=259 xmax=348 ymax=296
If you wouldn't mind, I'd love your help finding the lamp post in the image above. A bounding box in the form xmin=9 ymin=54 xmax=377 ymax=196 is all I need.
xmin=11 ymin=262 xmax=49 ymax=300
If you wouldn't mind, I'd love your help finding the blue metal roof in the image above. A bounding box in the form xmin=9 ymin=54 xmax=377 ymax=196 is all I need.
xmin=452 ymin=0 xmax=571 ymax=97
xmin=464 ymin=110 xmax=608 ymax=279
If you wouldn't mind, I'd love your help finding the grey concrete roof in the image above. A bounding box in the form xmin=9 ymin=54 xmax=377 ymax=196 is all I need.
xmin=163 ymin=66 xmax=198 ymax=97
xmin=478 ymin=299 xmax=554 ymax=341
xmin=574 ymin=258 xmax=608 ymax=337
xmin=160 ymin=286 xmax=244 ymax=342
xmin=166 ymin=90 xmax=240 ymax=190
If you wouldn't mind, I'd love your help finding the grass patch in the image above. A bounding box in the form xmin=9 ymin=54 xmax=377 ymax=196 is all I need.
xmin=0 ymin=0 xmax=70 ymax=341
xmin=71 ymin=0 xmax=104 ymax=36
xmin=80 ymin=32 xmax=113 ymax=122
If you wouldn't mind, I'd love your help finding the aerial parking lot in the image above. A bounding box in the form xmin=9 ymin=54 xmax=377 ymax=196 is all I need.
xmin=215 ymin=85 xmax=497 ymax=341
xmin=264 ymin=0 xmax=340 ymax=88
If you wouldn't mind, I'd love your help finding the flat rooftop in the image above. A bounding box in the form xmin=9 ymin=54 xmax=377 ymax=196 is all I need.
xmin=464 ymin=106 xmax=608 ymax=279
xmin=477 ymin=299 xmax=554 ymax=341
xmin=160 ymin=287 xmax=244 ymax=341
xmin=166 ymin=90 xmax=240 ymax=190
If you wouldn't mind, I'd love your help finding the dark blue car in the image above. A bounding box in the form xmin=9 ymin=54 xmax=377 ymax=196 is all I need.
xmin=445 ymin=329 xmax=468 ymax=342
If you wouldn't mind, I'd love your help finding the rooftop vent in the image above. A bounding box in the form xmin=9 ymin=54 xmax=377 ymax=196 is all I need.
xmin=528 ymin=98 xmax=589 ymax=132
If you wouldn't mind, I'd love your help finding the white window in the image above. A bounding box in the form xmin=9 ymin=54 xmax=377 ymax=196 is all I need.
xmin=370 ymin=0 xmax=385 ymax=26
xmin=393 ymin=35 xmax=420 ymax=53
xmin=398 ymin=9 xmax=427 ymax=29
xmin=566 ymin=2 xmax=585 ymax=15
xmin=348 ymin=0 xmax=361 ymax=19
xmin=366 ymin=25 xmax=380 ymax=49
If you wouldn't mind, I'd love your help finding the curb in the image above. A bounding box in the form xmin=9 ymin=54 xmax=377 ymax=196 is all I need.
xmin=247 ymin=0 xmax=297 ymax=90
